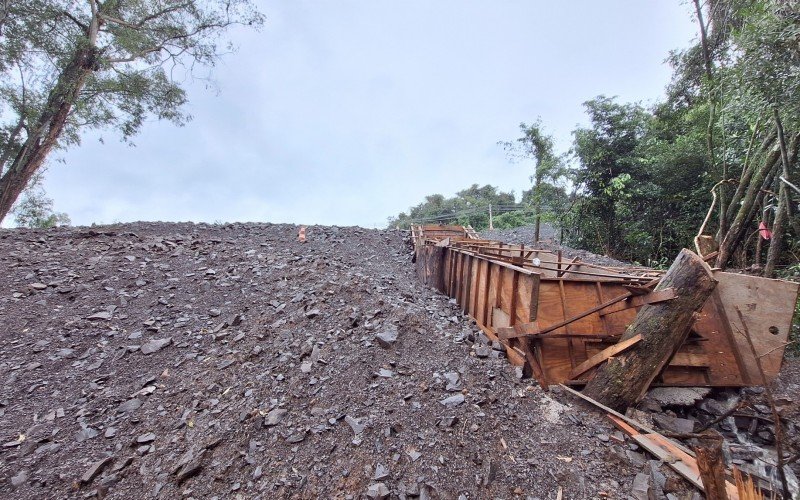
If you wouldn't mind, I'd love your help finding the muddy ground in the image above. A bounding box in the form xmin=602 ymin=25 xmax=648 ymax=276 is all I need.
xmin=0 ymin=223 xmax=795 ymax=499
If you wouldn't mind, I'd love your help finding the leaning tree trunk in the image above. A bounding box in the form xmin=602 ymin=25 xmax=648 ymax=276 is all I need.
xmin=0 ymin=44 xmax=98 ymax=222
xmin=582 ymin=249 xmax=717 ymax=412
xmin=764 ymin=183 xmax=787 ymax=278
xmin=716 ymin=146 xmax=781 ymax=268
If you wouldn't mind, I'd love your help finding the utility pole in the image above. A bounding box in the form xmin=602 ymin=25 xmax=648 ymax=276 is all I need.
xmin=488 ymin=204 xmax=494 ymax=229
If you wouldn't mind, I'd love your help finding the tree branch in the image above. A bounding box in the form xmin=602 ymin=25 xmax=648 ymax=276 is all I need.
xmin=99 ymin=2 xmax=193 ymax=31
xmin=61 ymin=10 xmax=89 ymax=34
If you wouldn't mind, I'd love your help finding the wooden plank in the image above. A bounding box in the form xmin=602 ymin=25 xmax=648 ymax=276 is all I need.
xmin=669 ymin=352 xmax=711 ymax=368
xmin=498 ymin=292 xmax=632 ymax=340
xmin=509 ymin=272 xmax=519 ymax=326
xmin=598 ymin=288 xmax=677 ymax=316
xmin=710 ymin=289 xmax=750 ymax=384
xmin=568 ymin=334 xmax=643 ymax=380
xmin=476 ymin=259 xmax=488 ymax=328
xmin=632 ymin=433 xmax=705 ymax=491
xmin=527 ymin=273 xmax=539 ymax=321
xmin=635 ymin=434 xmax=740 ymax=500
xmin=465 ymin=254 xmax=475 ymax=316
xmin=710 ymin=272 xmax=799 ymax=382
xmin=490 ymin=309 xmax=525 ymax=367
xmin=558 ymin=280 xmax=577 ymax=368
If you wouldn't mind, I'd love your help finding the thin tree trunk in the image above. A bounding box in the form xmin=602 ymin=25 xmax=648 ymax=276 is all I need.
xmin=692 ymin=0 xmax=725 ymax=239
xmin=0 ymin=44 xmax=98 ymax=221
xmin=716 ymin=148 xmax=781 ymax=268
xmin=773 ymin=109 xmax=800 ymax=236
xmin=765 ymin=183 xmax=787 ymax=278
xmin=726 ymin=122 xmax=772 ymax=225
xmin=755 ymin=225 xmax=763 ymax=267
xmin=533 ymin=173 xmax=542 ymax=242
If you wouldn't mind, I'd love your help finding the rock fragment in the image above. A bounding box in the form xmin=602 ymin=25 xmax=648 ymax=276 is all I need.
xmin=263 ymin=408 xmax=288 ymax=427
xmin=81 ymin=456 xmax=114 ymax=484
xmin=140 ymin=337 xmax=172 ymax=355
xmin=10 ymin=470 xmax=28 ymax=488
xmin=366 ymin=482 xmax=390 ymax=499
xmin=439 ymin=394 xmax=465 ymax=408
xmin=375 ymin=326 xmax=398 ymax=348
xmin=117 ymin=398 xmax=143 ymax=414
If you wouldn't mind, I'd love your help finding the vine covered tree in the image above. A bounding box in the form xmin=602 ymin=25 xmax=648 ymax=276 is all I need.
xmin=0 ymin=0 xmax=264 ymax=222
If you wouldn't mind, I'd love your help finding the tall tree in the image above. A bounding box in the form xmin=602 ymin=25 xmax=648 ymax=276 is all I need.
xmin=501 ymin=120 xmax=566 ymax=242
xmin=0 ymin=0 xmax=264 ymax=222
xmin=571 ymin=96 xmax=649 ymax=258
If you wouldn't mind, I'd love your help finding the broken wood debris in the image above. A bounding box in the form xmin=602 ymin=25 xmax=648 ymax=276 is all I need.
xmin=560 ymin=384 xmax=741 ymax=499
xmin=411 ymin=224 xmax=799 ymax=390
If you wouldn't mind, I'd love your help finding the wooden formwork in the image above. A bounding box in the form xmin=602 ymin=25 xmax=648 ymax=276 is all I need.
xmin=412 ymin=224 xmax=799 ymax=388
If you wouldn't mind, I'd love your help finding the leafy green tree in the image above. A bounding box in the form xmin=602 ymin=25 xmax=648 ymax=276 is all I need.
xmin=570 ymin=96 xmax=650 ymax=258
xmin=388 ymin=184 xmax=517 ymax=230
xmin=501 ymin=120 xmax=567 ymax=241
xmin=0 ymin=0 xmax=264 ymax=222
xmin=12 ymin=172 xmax=70 ymax=228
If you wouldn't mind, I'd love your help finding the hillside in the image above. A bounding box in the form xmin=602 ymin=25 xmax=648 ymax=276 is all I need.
xmin=0 ymin=222 xmax=654 ymax=499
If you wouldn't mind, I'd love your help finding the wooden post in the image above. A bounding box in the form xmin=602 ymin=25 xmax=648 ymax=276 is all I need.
xmin=695 ymin=435 xmax=729 ymax=500
xmin=582 ymin=249 xmax=717 ymax=411
xmin=488 ymin=204 xmax=493 ymax=230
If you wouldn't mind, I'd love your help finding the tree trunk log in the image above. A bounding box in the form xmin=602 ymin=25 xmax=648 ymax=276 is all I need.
xmin=582 ymin=249 xmax=717 ymax=412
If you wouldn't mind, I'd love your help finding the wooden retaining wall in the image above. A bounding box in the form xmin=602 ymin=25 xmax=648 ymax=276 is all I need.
xmin=412 ymin=225 xmax=799 ymax=388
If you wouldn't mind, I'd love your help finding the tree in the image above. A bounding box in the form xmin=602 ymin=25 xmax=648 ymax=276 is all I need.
xmin=501 ymin=120 xmax=567 ymax=241
xmin=388 ymin=184 xmax=518 ymax=230
xmin=0 ymin=0 xmax=264 ymax=222
xmin=12 ymin=171 xmax=71 ymax=228
xmin=570 ymin=97 xmax=649 ymax=258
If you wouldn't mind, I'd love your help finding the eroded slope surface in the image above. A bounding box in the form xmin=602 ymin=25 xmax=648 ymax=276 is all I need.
xmin=1 ymin=223 xmax=646 ymax=499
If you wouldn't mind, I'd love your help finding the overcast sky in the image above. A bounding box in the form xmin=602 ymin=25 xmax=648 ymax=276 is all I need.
xmin=44 ymin=1 xmax=698 ymax=228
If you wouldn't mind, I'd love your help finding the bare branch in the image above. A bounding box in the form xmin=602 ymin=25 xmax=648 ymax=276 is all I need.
xmin=99 ymin=2 xmax=193 ymax=31
xmin=61 ymin=10 xmax=89 ymax=34
xmin=98 ymin=13 xmax=139 ymax=30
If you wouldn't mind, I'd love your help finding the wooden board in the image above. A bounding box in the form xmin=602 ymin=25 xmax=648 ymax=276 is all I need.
xmin=568 ymin=334 xmax=642 ymax=379
xmin=713 ymin=271 xmax=799 ymax=383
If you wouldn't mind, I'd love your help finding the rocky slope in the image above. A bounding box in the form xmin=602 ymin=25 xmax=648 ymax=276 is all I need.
xmin=0 ymin=222 xmax=705 ymax=499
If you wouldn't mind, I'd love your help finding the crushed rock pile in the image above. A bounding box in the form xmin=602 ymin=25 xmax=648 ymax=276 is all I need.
xmin=1 ymin=222 xmax=691 ymax=499
xmin=479 ymin=225 xmax=628 ymax=268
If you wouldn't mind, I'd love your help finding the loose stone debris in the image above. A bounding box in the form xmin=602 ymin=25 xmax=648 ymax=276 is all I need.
xmin=0 ymin=222 xmax=796 ymax=499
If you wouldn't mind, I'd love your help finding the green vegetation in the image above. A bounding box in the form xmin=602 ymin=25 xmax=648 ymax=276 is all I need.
xmin=392 ymin=0 xmax=800 ymax=277
xmin=12 ymin=172 xmax=71 ymax=228
xmin=388 ymin=184 xmax=518 ymax=230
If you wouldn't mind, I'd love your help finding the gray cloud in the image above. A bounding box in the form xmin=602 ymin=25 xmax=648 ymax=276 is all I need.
xmin=43 ymin=0 xmax=696 ymax=227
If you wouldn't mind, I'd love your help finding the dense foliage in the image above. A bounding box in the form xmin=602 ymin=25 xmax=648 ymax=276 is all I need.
xmin=392 ymin=0 xmax=800 ymax=275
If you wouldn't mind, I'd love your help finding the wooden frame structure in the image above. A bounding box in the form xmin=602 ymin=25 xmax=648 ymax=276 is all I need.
xmin=412 ymin=224 xmax=799 ymax=388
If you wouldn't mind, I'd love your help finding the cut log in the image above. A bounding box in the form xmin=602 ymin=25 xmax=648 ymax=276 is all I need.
xmin=582 ymin=249 xmax=717 ymax=412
